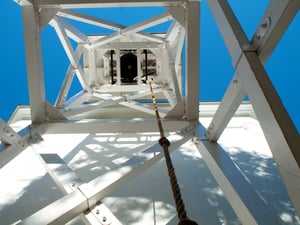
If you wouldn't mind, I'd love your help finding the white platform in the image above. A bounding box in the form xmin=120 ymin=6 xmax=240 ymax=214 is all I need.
xmin=0 ymin=104 xmax=299 ymax=225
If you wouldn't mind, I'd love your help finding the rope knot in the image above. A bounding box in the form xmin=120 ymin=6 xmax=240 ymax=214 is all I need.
xmin=159 ymin=136 xmax=170 ymax=147
xmin=149 ymin=81 xmax=198 ymax=225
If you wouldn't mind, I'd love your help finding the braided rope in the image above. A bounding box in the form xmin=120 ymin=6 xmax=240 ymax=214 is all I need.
xmin=148 ymin=81 xmax=198 ymax=225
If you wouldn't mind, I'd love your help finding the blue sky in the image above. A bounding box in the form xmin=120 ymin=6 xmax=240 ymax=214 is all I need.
xmin=0 ymin=1 xmax=299 ymax=133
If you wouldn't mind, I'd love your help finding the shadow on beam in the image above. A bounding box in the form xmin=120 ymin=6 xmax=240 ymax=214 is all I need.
xmin=194 ymin=124 xmax=284 ymax=225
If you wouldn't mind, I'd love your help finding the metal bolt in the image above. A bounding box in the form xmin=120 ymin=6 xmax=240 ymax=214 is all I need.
xmin=96 ymin=209 xmax=100 ymax=215
xmin=233 ymin=78 xmax=238 ymax=87
xmin=255 ymin=34 xmax=261 ymax=41
xmin=260 ymin=22 xmax=268 ymax=28
xmin=261 ymin=17 xmax=271 ymax=29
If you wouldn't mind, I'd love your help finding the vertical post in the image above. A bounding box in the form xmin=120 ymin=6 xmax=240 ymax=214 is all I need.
xmin=110 ymin=50 xmax=114 ymax=84
xmin=22 ymin=6 xmax=46 ymax=123
xmin=137 ymin=49 xmax=142 ymax=84
xmin=185 ymin=1 xmax=200 ymax=121
xmin=144 ymin=49 xmax=148 ymax=81
xmin=88 ymin=48 xmax=97 ymax=87
xmin=116 ymin=49 xmax=121 ymax=85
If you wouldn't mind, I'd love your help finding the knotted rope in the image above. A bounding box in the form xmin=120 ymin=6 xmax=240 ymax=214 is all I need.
xmin=148 ymin=81 xmax=198 ymax=225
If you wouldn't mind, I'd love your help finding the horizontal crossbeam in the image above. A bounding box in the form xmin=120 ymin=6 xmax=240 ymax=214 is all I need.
xmin=18 ymin=128 xmax=194 ymax=225
xmin=29 ymin=0 xmax=190 ymax=8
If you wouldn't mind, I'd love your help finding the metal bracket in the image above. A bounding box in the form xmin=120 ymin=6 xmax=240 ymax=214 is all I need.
xmin=0 ymin=119 xmax=23 ymax=146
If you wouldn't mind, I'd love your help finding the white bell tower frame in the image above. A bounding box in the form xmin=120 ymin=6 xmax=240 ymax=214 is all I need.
xmin=1 ymin=0 xmax=300 ymax=224
xmin=19 ymin=0 xmax=199 ymax=123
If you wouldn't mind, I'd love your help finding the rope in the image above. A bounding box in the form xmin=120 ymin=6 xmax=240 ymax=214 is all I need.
xmin=148 ymin=81 xmax=198 ymax=225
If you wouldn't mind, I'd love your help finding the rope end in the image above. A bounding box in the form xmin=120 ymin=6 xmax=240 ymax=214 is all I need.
xmin=178 ymin=218 xmax=199 ymax=225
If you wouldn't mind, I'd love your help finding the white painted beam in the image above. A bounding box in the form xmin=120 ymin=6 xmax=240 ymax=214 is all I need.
xmin=39 ymin=8 xmax=58 ymax=29
xmin=93 ymin=88 xmax=156 ymax=103
xmin=135 ymin=32 xmax=165 ymax=43
xmin=52 ymin=16 xmax=88 ymax=89
xmin=58 ymin=10 xmax=164 ymax=43
xmin=96 ymin=41 xmax=162 ymax=50
xmin=39 ymin=119 xmax=192 ymax=134
xmin=165 ymin=21 xmax=179 ymax=42
xmin=45 ymin=101 xmax=67 ymax=121
xmin=122 ymin=12 xmax=171 ymax=34
xmin=163 ymin=89 xmax=178 ymax=107
xmin=18 ymin=188 xmax=88 ymax=225
xmin=64 ymin=91 xmax=91 ymax=109
xmin=55 ymin=45 xmax=84 ymax=108
xmin=63 ymin=97 xmax=125 ymax=117
xmin=0 ymin=141 xmax=29 ymax=169
xmin=136 ymin=49 xmax=142 ymax=84
xmin=0 ymin=119 xmax=22 ymax=145
xmin=167 ymin=53 xmax=181 ymax=103
xmin=123 ymin=90 xmax=151 ymax=100
xmin=120 ymin=101 xmax=167 ymax=117
xmin=18 ymin=130 xmax=194 ymax=225
xmin=57 ymin=9 xmax=123 ymax=31
xmin=13 ymin=0 xmax=33 ymax=6
xmin=94 ymin=84 xmax=150 ymax=92
xmin=237 ymin=51 xmax=300 ymax=216
xmin=22 ymin=6 xmax=47 ymax=123
xmin=92 ymin=12 xmax=172 ymax=48
xmin=206 ymin=0 xmax=300 ymax=141
xmin=194 ymin=129 xmax=284 ymax=225
xmin=57 ymin=16 xmax=88 ymax=43
xmin=91 ymin=32 xmax=121 ymax=49
xmin=206 ymin=75 xmax=245 ymax=142
xmin=33 ymin=0 xmax=188 ymax=9
xmin=51 ymin=16 xmax=87 ymax=88
xmin=37 ymin=152 xmax=84 ymax=194
xmin=166 ymin=26 xmax=184 ymax=103
xmin=205 ymin=0 xmax=249 ymax=140
xmin=205 ymin=1 xmax=300 ymax=215
xmin=174 ymin=27 xmax=185 ymax=73
xmin=185 ymin=1 xmax=200 ymax=121
xmin=51 ymin=16 xmax=81 ymax=70
xmin=87 ymin=48 xmax=97 ymax=87
xmin=116 ymin=49 xmax=121 ymax=85
xmin=165 ymin=5 xmax=185 ymax=27
xmin=251 ymin=0 xmax=300 ymax=63
xmin=34 ymin=151 xmax=122 ymax=225
xmin=0 ymin=126 xmax=32 ymax=169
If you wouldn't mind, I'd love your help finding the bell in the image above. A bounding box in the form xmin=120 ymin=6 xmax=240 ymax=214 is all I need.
xmin=120 ymin=52 xmax=137 ymax=83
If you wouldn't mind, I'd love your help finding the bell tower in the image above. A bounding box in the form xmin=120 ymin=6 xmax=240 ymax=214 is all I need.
xmin=1 ymin=0 xmax=300 ymax=224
